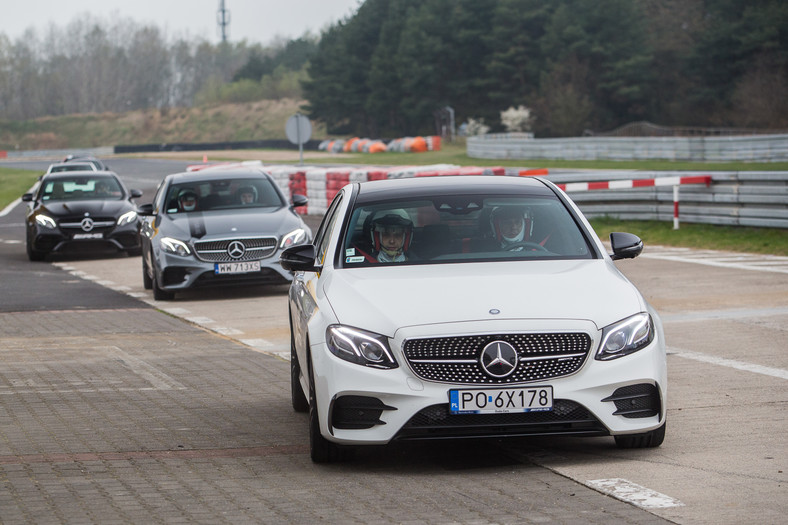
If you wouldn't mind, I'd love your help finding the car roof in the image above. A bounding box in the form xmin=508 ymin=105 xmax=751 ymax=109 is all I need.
xmin=42 ymin=170 xmax=118 ymax=180
xmin=164 ymin=168 xmax=274 ymax=184
xmin=353 ymin=175 xmax=554 ymax=203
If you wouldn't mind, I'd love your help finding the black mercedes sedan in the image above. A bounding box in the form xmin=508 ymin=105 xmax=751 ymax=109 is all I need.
xmin=22 ymin=171 xmax=143 ymax=261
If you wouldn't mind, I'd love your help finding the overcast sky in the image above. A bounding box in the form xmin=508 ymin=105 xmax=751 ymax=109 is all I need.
xmin=3 ymin=0 xmax=363 ymax=45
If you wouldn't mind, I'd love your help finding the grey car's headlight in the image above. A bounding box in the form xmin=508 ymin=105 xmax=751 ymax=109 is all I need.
xmin=596 ymin=313 xmax=654 ymax=361
xmin=117 ymin=211 xmax=138 ymax=226
xmin=35 ymin=214 xmax=57 ymax=228
xmin=160 ymin=237 xmax=191 ymax=256
xmin=326 ymin=325 xmax=398 ymax=369
xmin=280 ymin=228 xmax=307 ymax=248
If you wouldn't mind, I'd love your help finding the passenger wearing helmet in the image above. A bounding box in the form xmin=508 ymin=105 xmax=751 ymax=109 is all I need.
xmin=371 ymin=209 xmax=413 ymax=263
xmin=238 ymin=186 xmax=257 ymax=205
xmin=178 ymin=190 xmax=199 ymax=212
xmin=490 ymin=206 xmax=533 ymax=250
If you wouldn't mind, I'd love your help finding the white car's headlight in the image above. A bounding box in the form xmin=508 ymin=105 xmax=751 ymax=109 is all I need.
xmin=280 ymin=228 xmax=307 ymax=248
xmin=596 ymin=313 xmax=654 ymax=361
xmin=117 ymin=211 xmax=138 ymax=226
xmin=35 ymin=214 xmax=57 ymax=228
xmin=160 ymin=237 xmax=191 ymax=256
xmin=326 ymin=325 xmax=398 ymax=369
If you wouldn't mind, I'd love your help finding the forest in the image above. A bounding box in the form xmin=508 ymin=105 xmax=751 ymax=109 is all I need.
xmin=1 ymin=0 xmax=786 ymax=138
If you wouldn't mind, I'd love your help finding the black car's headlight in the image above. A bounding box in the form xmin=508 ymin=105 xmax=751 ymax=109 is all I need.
xmin=596 ymin=313 xmax=654 ymax=361
xmin=326 ymin=325 xmax=398 ymax=369
xmin=117 ymin=211 xmax=138 ymax=226
xmin=280 ymin=228 xmax=307 ymax=249
xmin=35 ymin=214 xmax=57 ymax=228
xmin=160 ymin=237 xmax=191 ymax=256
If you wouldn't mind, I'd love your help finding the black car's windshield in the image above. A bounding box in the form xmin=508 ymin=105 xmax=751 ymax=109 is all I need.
xmin=41 ymin=176 xmax=123 ymax=201
xmin=164 ymin=178 xmax=284 ymax=214
xmin=341 ymin=194 xmax=595 ymax=266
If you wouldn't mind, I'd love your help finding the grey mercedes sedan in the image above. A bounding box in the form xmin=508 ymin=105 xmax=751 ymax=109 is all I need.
xmin=139 ymin=167 xmax=311 ymax=300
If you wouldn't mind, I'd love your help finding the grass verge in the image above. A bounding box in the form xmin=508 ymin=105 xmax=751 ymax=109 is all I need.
xmin=0 ymin=167 xmax=40 ymax=208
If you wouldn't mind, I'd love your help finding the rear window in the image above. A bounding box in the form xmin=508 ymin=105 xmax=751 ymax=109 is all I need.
xmin=340 ymin=194 xmax=594 ymax=266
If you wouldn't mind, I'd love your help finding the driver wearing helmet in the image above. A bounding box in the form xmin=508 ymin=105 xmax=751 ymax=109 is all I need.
xmin=238 ymin=185 xmax=257 ymax=205
xmin=178 ymin=189 xmax=199 ymax=212
xmin=371 ymin=209 xmax=413 ymax=263
xmin=490 ymin=206 xmax=533 ymax=250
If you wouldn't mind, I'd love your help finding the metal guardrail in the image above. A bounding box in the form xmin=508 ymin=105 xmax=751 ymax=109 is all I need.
xmin=541 ymin=171 xmax=788 ymax=229
xmin=468 ymin=134 xmax=788 ymax=163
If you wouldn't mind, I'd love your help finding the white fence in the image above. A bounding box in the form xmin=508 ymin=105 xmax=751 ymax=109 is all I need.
xmin=468 ymin=134 xmax=788 ymax=163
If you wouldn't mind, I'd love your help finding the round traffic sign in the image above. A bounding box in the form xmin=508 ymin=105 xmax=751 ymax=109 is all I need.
xmin=286 ymin=114 xmax=312 ymax=145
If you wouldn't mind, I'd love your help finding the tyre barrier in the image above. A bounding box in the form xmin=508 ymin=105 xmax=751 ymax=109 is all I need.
xmin=318 ymin=136 xmax=442 ymax=154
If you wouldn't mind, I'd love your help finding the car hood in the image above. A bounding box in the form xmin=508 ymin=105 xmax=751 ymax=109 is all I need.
xmin=161 ymin=208 xmax=302 ymax=240
xmin=324 ymin=259 xmax=645 ymax=336
xmin=44 ymin=200 xmax=131 ymax=217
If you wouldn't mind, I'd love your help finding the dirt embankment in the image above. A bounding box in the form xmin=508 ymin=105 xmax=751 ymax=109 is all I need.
xmin=1 ymin=99 xmax=327 ymax=151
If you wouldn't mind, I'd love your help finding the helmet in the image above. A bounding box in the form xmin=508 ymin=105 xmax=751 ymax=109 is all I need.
xmin=490 ymin=206 xmax=533 ymax=243
xmin=178 ymin=189 xmax=198 ymax=211
xmin=370 ymin=209 xmax=414 ymax=253
xmin=238 ymin=185 xmax=257 ymax=204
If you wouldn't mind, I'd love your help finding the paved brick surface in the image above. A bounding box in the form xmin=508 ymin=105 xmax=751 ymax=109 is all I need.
xmin=0 ymin=308 xmax=670 ymax=524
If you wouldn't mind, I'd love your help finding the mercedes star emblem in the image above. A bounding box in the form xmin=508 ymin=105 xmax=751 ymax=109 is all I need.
xmin=480 ymin=341 xmax=518 ymax=378
xmin=227 ymin=240 xmax=246 ymax=259
xmin=80 ymin=218 xmax=95 ymax=232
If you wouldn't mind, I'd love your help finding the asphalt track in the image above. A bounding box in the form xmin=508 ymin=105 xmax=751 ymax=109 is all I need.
xmin=0 ymin=157 xmax=786 ymax=524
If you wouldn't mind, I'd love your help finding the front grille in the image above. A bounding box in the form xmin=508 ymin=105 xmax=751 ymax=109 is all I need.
xmin=403 ymin=332 xmax=591 ymax=384
xmin=394 ymin=400 xmax=607 ymax=440
xmin=193 ymin=237 xmax=278 ymax=262
xmin=60 ymin=217 xmax=116 ymax=231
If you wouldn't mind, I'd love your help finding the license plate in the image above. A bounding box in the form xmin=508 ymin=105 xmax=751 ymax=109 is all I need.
xmin=214 ymin=260 xmax=261 ymax=274
xmin=73 ymin=233 xmax=103 ymax=239
xmin=449 ymin=386 xmax=553 ymax=414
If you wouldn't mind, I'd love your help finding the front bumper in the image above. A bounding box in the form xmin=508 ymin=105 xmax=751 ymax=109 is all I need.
xmin=310 ymin=320 xmax=667 ymax=446
xmin=154 ymin=249 xmax=293 ymax=291
xmin=31 ymin=224 xmax=140 ymax=254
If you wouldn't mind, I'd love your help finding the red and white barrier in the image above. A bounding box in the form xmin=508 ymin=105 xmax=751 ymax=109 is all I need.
xmin=553 ymin=175 xmax=712 ymax=230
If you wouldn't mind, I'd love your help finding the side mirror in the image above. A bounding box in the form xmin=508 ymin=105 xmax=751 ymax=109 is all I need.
xmin=292 ymin=193 xmax=308 ymax=207
xmin=130 ymin=189 xmax=143 ymax=199
xmin=137 ymin=203 xmax=155 ymax=216
xmin=610 ymin=232 xmax=643 ymax=260
xmin=280 ymin=244 xmax=320 ymax=272
xmin=22 ymin=193 xmax=34 ymax=202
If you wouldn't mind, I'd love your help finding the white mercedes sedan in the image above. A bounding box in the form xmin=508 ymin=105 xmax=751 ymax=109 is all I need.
xmin=281 ymin=175 xmax=666 ymax=462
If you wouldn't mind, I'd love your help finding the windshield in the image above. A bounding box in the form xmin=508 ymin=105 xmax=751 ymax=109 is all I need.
xmin=341 ymin=194 xmax=595 ymax=266
xmin=164 ymin=177 xmax=284 ymax=214
xmin=41 ymin=176 xmax=123 ymax=201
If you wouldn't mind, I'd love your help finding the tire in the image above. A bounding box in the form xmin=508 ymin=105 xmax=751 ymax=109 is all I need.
xmin=308 ymin=354 xmax=341 ymax=463
xmin=26 ymin=234 xmax=46 ymax=262
xmin=614 ymin=420 xmax=666 ymax=449
xmin=152 ymin=276 xmax=174 ymax=301
xmin=290 ymin=316 xmax=309 ymax=413
xmin=142 ymin=259 xmax=153 ymax=290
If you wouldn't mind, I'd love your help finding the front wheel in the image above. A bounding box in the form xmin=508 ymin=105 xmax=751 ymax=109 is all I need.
xmin=26 ymin=233 xmax=46 ymax=261
xmin=142 ymin=259 xmax=153 ymax=290
xmin=308 ymin=355 xmax=342 ymax=463
xmin=614 ymin=420 xmax=666 ymax=449
xmin=290 ymin=316 xmax=309 ymax=413
xmin=152 ymin=276 xmax=174 ymax=301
